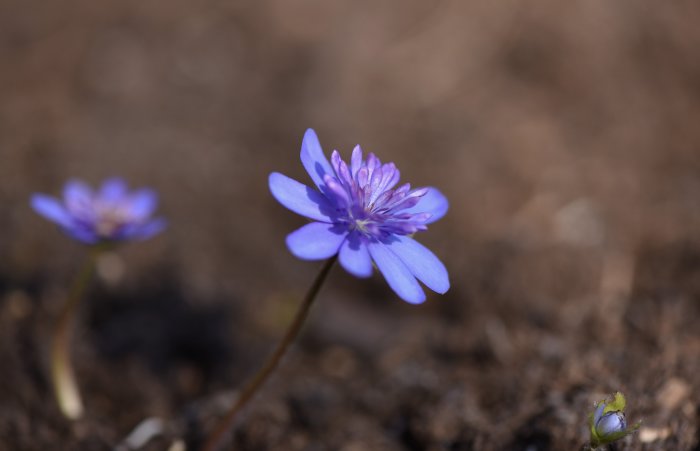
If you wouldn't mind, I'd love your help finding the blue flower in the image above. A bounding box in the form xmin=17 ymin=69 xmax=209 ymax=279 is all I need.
xmin=31 ymin=178 xmax=166 ymax=244
xmin=589 ymin=392 xmax=640 ymax=448
xmin=269 ymin=129 xmax=449 ymax=304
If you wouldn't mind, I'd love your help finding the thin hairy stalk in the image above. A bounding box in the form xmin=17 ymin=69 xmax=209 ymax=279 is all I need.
xmin=201 ymin=256 xmax=337 ymax=451
xmin=50 ymin=248 xmax=100 ymax=420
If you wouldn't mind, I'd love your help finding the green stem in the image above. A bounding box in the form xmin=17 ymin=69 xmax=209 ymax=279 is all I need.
xmin=201 ymin=256 xmax=337 ymax=451
xmin=50 ymin=247 xmax=100 ymax=420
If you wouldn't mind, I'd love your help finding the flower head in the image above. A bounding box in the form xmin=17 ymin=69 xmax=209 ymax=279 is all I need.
xmin=31 ymin=178 xmax=166 ymax=244
xmin=589 ymin=392 xmax=640 ymax=448
xmin=269 ymin=129 xmax=449 ymax=303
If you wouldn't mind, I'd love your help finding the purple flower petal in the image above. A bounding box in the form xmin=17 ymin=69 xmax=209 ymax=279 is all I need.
xmin=63 ymin=180 xmax=93 ymax=215
xmin=367 ymin=241 xmax=425 ymax=304
xmin=350 ymin=146 xmax=363 ymax=177
xmin=339 ymin=233 xmax=372 ymax=278
xmin=30 ymin=195 xmax=72 ymax=227
xmin=127 ymin=218 xmax=167 ymax=241
xmin=300 ymin=129 xmax=334 ymax=191
xmin=269 ymin=173 xmax=335 ymax=222
xmin=593 ymin=403 xmax=605 ymax=424
xmin=99 ymin=178 xmax=128 ymax=201
xmin=128 ymin=189 xmax=159 ymax=221
xmin=323 ymin=175 xmax=351 ymax=208
xmin=385 ymin=235 xmax=449 ymax=294
xmin=404 ymin=187 xmax=449 ymax=224
xmin=286 ymin=222 xmax=347 ymax=260
xmin=65 ymin=226 xmax=99 ymax=244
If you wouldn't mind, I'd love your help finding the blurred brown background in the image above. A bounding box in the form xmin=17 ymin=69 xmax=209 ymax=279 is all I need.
xmin=0 ymin=1 xmax=699 ymax=450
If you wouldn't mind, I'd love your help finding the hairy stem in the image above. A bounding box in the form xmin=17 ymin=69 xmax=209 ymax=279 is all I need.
xmin=201 ymin=256 xmax=337 ymax=451
xmin=50 ymin=248 xmax=100 ymax=420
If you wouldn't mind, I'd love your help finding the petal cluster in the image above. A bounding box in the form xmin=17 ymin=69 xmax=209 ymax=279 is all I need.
xmin=31 ymin=178 xmax=166 ymax=244
xmin=270 ymin=129 xmax=449 ymax=303
xmin=588 ymin=392 xmax=640 ymax=448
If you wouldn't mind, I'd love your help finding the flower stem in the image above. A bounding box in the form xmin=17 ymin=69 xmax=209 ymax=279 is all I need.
xmin=50 ymin=247 xmax=100 ymax=420
xmin=201 ymin=256 xmax=337 ymax=451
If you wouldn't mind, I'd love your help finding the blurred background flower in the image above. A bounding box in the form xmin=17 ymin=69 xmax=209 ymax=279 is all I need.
xmin=31 ymin=178 xmax=165 ymax=244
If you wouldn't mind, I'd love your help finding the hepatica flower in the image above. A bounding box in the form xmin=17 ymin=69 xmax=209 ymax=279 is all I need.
xmin=31 ymin=178 xmax=165 ymax=244
xmin=30 ymin=177 xmax=165 ymax=420
xmin=269 ymin=129 xmax=449 ymax=303
xmin=203 ymin=130 xmax=450 ymax=451
xmin=589 ymin=392 xmax=640 ymax=448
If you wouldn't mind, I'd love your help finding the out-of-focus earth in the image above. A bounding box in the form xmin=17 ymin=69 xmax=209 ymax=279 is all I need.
xmin=0 ymin=1 xmax=698 ymax=450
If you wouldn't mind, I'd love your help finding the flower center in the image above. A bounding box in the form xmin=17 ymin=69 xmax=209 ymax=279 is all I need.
xmin=327 ymin=148 xmax=432 ymax=239
xmin=94 ymin=203 xmax=131 ymax=238
xmin=352 ymin=217 xmax=371 ymax=233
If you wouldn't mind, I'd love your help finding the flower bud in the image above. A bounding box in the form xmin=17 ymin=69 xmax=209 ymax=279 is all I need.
xmin=588 ymin=392 xmax=640 ymax=448
xmin=595 ymin=411 xmax=627 ymax=437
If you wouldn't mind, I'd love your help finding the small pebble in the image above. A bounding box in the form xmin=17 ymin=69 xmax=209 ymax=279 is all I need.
xmin=656 ymin=378 xmax=690 ymax=411
xmin=639 ymin=426 xmax=671 ymax=443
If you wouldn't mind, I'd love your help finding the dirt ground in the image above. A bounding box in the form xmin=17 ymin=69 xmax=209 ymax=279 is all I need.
xmin=0 ymin=1 xmax=699 ymax=450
